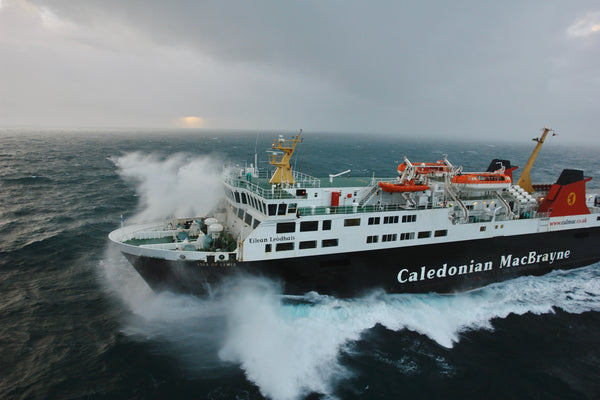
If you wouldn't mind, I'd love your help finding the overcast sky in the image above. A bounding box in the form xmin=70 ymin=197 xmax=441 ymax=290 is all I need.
xmin=1 ymin=0 xmax=599 ymax=141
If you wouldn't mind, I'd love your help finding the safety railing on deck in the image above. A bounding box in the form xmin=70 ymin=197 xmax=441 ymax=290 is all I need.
xmin=223 ymin=164 xmax=320 ymax=199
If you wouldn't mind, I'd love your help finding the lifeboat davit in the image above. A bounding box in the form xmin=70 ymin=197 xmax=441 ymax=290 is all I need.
xmin=451 ymin=173 xmax=512 ymax=191
xmin=378 ymin=180 xmax=430 ymax=193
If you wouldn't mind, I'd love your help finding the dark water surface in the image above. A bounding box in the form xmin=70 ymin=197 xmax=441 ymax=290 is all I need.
xmin=1 ymin=129 xmax=600 ymax=400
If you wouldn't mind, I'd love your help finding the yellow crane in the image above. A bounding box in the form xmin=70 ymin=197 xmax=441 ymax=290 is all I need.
xmin=517 ymin=126 xmax=553 ymax=193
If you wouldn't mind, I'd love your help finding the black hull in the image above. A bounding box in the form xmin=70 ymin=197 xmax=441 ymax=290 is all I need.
xmin=123 ymin=227 xmax=600 ymax=297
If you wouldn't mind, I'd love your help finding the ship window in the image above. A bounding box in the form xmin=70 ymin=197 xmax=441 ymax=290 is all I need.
xmin=237 ymin=209 xmax=245 ymax=219
xmin=417 ymin=231 xmax=431 ymax=239
xmin=322 ymin=239 xmax=338 ymax=247
xmin=268 ymin=204 xmax=277 ymax=216
xmin=480 ymin=226 xmax=486 ymax=232
xmin=402 ymin=214 xmax=417 ymax=223
xmin=434 ymin=229 xmax=448 ymax=237
xmin=383 ymin=216 xmax=399 ymax=224
xmin=300 ymin=221 xmax=319 ymax=232
xmin=368 ymin=217 xmax=380 ymax=225
xmin=276 ymin=222 xmax=296 ymax=233
xmin=322 ymin=220 xmax=332 ymax=230
xmin=400 ymin=232 xmax=415 ymax=240
xmin=344 ymin=218 xmax=361 ymax=227
xmin=253 ymin=219 xmax=260 ymax=229
xmin=262 ymin=201 xmax=267 ymax=213
xmin=265 ymin=244 xmax=272 ymax=252
xmin=241 ymin=192 xmax=248 ymax=204
xmin=299 ymin=240 xmax=317 ymax=249
xmin=288 ymin=203 xmax=297 ymax=214
xmin=296 ymin=189 xmax=307 ymax=198
xmin=276 ymin=242 xmax=294 ymax=251
xmin=234 ymin=192 xmax=241 ymax=203
xmin=244 ymin=213 xmax=253 ymax=226
xmin=366 ymin=235 xmax=379 ymax=243
xmin=278 ymin=203 xmax=287 ymax=216
xmin=382 ymin=234 xmax=397 ymax=242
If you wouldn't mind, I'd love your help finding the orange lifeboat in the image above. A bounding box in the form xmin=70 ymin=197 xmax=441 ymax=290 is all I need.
xmin=379 ymin=180 xmax=430 ymax=193
xmin=398 ymin=161 xmax=451 ymax=175
xmin=451 ymin=173 xmax=511 ymax=191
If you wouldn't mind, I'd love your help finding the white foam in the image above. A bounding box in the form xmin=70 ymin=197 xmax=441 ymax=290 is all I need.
xmin=111 ymin=152 xmax=223 ymax=222
xmin=99 ymin=257 xmax=600 ymax=400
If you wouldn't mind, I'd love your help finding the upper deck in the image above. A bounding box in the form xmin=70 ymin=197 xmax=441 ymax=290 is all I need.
xmin=224 ymin=163 xmax=394 ymax=199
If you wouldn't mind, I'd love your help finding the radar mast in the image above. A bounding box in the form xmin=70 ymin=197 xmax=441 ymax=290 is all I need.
xmin=269 ymin=130 xmax=302 ymax=186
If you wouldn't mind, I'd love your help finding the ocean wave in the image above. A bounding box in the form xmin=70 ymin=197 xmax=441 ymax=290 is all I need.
xmin=100 ymin=245 xmax=600 ymax=400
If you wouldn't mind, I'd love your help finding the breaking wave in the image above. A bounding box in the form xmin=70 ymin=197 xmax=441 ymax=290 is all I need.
xmin=110 ymin=152 xmax=223 ymax=222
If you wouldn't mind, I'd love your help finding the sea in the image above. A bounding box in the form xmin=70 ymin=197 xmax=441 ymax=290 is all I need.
xmin=2 ymin=128 xmax=600 ymax=400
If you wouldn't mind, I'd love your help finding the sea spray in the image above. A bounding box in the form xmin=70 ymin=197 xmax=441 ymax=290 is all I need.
xmin=111 ymin=152 xmax=223 ymax=222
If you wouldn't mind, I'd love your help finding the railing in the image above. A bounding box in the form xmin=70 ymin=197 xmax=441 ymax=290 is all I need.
xmin=297 ymin=203 xmax=426 ymax=216
xmin=223 ymin=164 xmax=321 ymax=199
xmin=224 ymin=176 xmax=295 ymax=199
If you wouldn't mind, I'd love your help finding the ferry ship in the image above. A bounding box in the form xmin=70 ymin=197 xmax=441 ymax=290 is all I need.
xmin=109 ymin=128 xmax=600 ymax=297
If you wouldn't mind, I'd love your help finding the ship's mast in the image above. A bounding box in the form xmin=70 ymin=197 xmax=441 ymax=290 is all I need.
xmin=269 ymin=130 xmax=302 ymax=186
xmin=516 ymin=126 xmax=553 ymax=193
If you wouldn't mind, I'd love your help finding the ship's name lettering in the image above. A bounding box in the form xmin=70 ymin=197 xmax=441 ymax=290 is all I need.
xmin=397 ymin=249 xmax=572 ymax=284
xmin=499 ymin=250 xmax=570 ymax=268
xmin=397 ymin=260 xmax=493 ymax=283
xmin=248 ymin=235 xmax=296 ymax=244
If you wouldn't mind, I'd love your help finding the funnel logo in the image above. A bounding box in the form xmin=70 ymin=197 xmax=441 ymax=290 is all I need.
xmin=567 ymin=192 xmax=576 ymax=206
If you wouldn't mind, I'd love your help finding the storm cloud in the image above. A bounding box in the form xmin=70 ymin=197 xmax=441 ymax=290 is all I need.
xmin=1 ymin=0 xmax=599 ymax=141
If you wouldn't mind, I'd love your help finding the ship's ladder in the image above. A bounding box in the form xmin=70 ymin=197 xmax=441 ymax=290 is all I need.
xmin=494 ymin=192 xmax=515 ymax=220
xmin=358 ymin=183 xmax=380 ymax=207
xmin=445 ymin=174 xmax=468 ymax=223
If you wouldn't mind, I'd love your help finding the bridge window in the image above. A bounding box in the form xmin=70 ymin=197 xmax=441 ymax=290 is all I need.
xmin=278 ymin=203 xmax=287 ymax=216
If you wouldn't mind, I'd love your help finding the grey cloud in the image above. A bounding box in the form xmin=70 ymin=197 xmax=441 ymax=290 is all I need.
xmin=4 ymin=0 xmax=600 ymax=140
